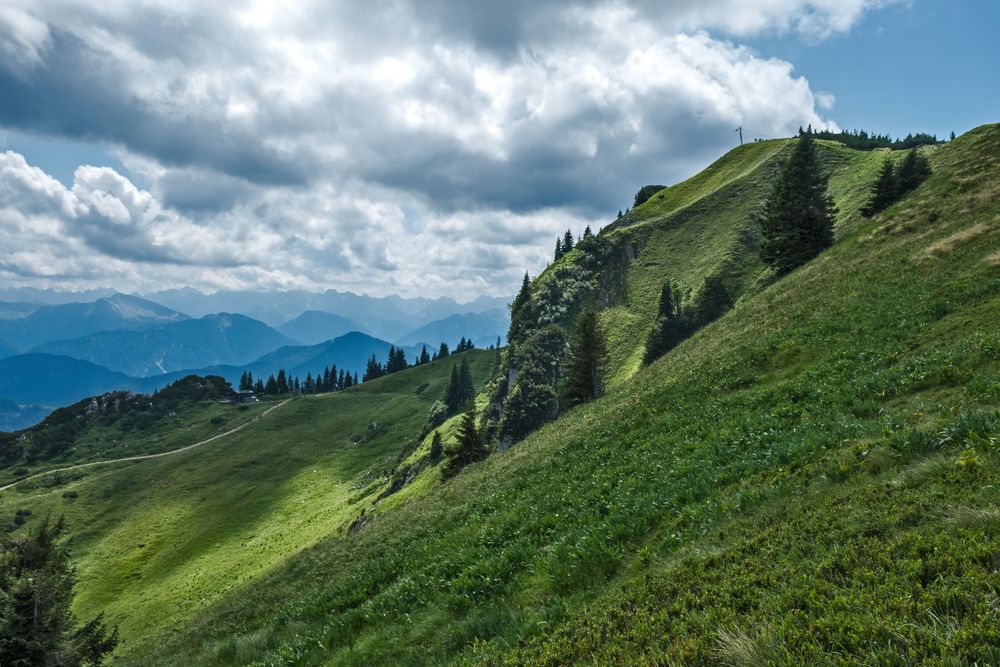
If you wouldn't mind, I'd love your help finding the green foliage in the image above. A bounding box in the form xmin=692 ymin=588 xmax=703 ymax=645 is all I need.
xmin=443 ymin=404 xmax=489 ymax=477
xmin=443 ymin=358 xmax=475 ymax=415
xmin=633 ymin=184 xmax=666 ymax=208
xmin=644 ymin=280 xmax=691 ymax=365
xmin=862 ymin=157 xmax=900 ymax=216
xmin=561 ymin=308 xmax=606 ymax=406
xmin=897 ymin=148 xmax=932 ymax=193
xmin=0 ymin=517 xmax=118 ymax=666
xmin=802 ymin=125 xmax=943 ymax=151
xmin=760 ymin=133 xmax=837 ymax=275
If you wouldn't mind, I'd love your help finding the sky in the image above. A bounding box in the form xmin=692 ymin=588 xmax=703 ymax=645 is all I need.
xmin=0 ymin=0 xmax=996 ymax=300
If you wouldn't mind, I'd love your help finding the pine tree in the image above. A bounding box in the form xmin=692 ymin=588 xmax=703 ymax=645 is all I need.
xmin=562 ymin=229 xmax=574 ymax=254
xmin=429 ymin=431 xmax=443 ymax=462
xmin=554 ymin=237 xmax=563 ymax=261
xmin=338 ymin=369 xmax=346 ymax=390
xmin=276 ymin=369 xmax=288 ymax=394
xmin=897 ymin=148 xmax=931 ymax=193
xmin=304 ymin=373 xmax=314 ymax=394
xmin=353 ymin=372 xmax=359 ymax=386
xmin=0 ymin=517 xmax=118 ymax=665
xmin=458 ymin=357 xmax=474 ymax=406
xmin=507 ymin=272 xmax=532 ymax=346
xmin=582 ymin=225 xmax=593 ymax=239
xmin=760 ymin=132 xmax=836 ymax=275
xmin=444 ymin=403 xmax=488 ymax=476
xmin=444 ymin=363 xmax=461 ymax=414
xmin=363 ymin=355 xmax=383 ymax=382
xmin=239 ymin=371 xmax=249 ymax=390
xmin=644 ymin=280 xmax=690 ymax=365
xmin=418 ymin=346 xmax=431 ymax=365
xmin=561 ymin=307 xmax=605 ymax=406
xmin=254 ymin=378 xmax=265 ymax=394
xmin=691 ymin=275 xmax=732 ymax=328
xmin=862 ymin=157 xmax=899 ymax=216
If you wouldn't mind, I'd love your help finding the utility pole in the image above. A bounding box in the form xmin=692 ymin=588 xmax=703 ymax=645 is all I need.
xmin=735 ymin=126 xmax=743 ymax=146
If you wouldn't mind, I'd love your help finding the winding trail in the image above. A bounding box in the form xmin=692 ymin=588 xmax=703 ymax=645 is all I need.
xmin=0 ymin=399 xmax=292 ymax=493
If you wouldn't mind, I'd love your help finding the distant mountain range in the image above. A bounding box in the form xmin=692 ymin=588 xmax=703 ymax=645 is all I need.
xmin=32 ymin=313 xmax=296 ymax=377
xmin=0 ymin=332 xmax=433 ymax=430
xmin=145 ymin=287 xmax=510 ymax=338
xmin=0 ymin=293 xmax=188 ymax=351
xmin=396 ymin=309 xmax=509 ymax=349
xmin=277 ymin=311 xmax=362 ymax=345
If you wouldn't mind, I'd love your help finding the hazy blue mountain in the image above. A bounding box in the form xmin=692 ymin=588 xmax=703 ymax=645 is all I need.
xmin=277 ymin=311 xmax=364 ymax=345
xmin=396 ymin=309 xmax=510 ymax=349
xmin=145 ymin=287 xmax=511 ymax=337
xmin=0 ymin=338 xmax=16 ymax=359
xmin=0 ymin=354 xmax=140 ymax=407
xmin=0 ymin=287 xmax=116 ymax=305
xmin=0 ymin=399 xmax=54 ymax=432
xmin=0 ymin=293 xmax=189 ymax=351
xmin=0 ymin=302 xmax=40 ymax=321
xmin=245 ymin=331 xmax=422 ymax=381
xmin=32 ymin=313 xmax=295 ymax=377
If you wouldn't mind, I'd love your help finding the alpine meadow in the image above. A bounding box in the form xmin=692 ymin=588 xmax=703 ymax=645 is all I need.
xmin=1 ymin=2 xmax=998 ymax=666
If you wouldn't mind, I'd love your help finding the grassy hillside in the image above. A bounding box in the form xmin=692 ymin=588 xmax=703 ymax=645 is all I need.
xmin=540 ymin=137 xmax=916 ymax=385
xmin=0 ymin=350 xmax=495 ymax=661
xmin=96 ymin=124 xmax=999 ymax=664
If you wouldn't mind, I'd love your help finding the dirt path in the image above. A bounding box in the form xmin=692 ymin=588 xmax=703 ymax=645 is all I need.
xmin=0 ymin=399 xmax=292 ymax=493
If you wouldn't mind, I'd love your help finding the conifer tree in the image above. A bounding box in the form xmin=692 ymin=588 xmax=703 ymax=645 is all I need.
xmin=239 ymin=371 xmax=249 ymax=390
xmin=691 ymin=275 xmax=733 ymax=328
xmin=644 ymin=280 xmax=690 ymax=364
xmin=444 ymin=363 xmax=461 ymax=414
xmin=582 ymin=225 xmax=593 ymax=239
xmin=429 ymin=431 xmax=443 ymax=462
xmin=254 ymin=378 xmax=265 ymax=394
xmin=0 ymin=517 xmax=118 ymax=665
xmin=363 ymin=355 xmax=383 ymax=382
xmin=862 ymin=157 xmax=899 ymax=216
xmin=760 ymin=132 xmax=836 ymax=275
xmin=443 ymin=403 xmax=488 ymax=476
xmin=554 ymin=238 xmax=563 ymax=261
xmin=507 ymin=272 xmax=532 ymax=346
xmin=418 ymin=346 xmax=431 ymax=365
xmin=562 ymin=229 xmax=574 ymax=253
xmin=304 ymin=373 xmax=314 ymax=394
xmin=437 ymin=342 xmax=450 ymax=359
xmin=561 ymin=307 xmax=606 ymax=406
xmin=897 ymin=148 xmax=932 ymax=193
xmin=276 ymin=369 xmax=288 ymax=394
xmin=337 ymin=369 xmax=346 ymax=390
xmin=353 ymin=372 xmax=359 ymax=386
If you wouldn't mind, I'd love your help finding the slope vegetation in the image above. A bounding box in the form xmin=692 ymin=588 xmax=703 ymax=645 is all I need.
xmin=1 ymin=350 xmax=496 ymax=661
xmin=118 ymin=125 xmax=1000 ymax=664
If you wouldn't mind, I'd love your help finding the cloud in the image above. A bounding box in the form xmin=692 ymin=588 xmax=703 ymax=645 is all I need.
xmin=0 ymin=1 xmax=893 ymax=297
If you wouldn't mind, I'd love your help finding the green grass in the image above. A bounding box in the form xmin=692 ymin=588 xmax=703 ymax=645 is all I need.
xmin=4 ymin=125 xmax=998 ymax=665
xmin=109 ymin=124 xmax=997 ymax=665
xmin=0 ymin=350 xmax=495 ymax=662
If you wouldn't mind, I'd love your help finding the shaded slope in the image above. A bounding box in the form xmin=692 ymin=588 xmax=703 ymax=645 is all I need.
xmin=32 ymin=313 xmax=295 ymax=376
xmin=115 ymin=125 xmax=1000 ymax=665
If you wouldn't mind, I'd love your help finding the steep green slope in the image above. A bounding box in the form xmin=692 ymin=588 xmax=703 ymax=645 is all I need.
xmin=0 ymin=350 xmax=495 ymax=661
xmin=121 ymin=125 xmax=999 ymax=665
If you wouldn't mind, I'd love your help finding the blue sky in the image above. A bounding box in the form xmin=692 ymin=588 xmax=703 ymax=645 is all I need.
xmin=0 ymin=1 xmax=996 ymax=297
xmin=749 ymin=0 xmax=1000 ymax=140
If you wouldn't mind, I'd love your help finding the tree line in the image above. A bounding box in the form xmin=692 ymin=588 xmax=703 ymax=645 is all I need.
xmin=799 ymin=125 xmax=944 ymax=151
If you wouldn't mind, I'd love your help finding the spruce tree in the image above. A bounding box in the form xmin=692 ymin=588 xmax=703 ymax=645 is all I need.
xmin=507 ymin=272 xmax=532 ymax=346
xmin=562 ymin=229 xmax=574 ymax=253
xmin=897 ymin=149 xmax=931 ymax=193
xmin=254 ymin=378 xmax=265 ymax=394
xmin=691 ymin=275 xmax=732 ymax=328
xmin=444 ymin=403 xmax=488 ymax=476
xmin=582 ymin=225 xmax=593 ymax=239
xmin=437 ymin=342 xmax=450 ymax=359
xmin=760 ymin=132 xmax=836 ymax=275
xmin=554 ymin=238 xmax=563 ymax=261
xmin=444 ymin=363 xmax=461 ymax=414
xmin=276 ymin=369 xmax=288 ymax=394
xmin=644 ymin=280 xmax=690 ymax=364
xmin=429 ymin=431 xmax=443 ymax=462
xmin=862 ymin=157 xmax=899 ymax=216
xmin=0 ymin=517 xmax=118 ymax=665
xmin=418 ymin=346 xmax=431 ymax=365
xmin=561 ymin=307 xmax=606 ymax=406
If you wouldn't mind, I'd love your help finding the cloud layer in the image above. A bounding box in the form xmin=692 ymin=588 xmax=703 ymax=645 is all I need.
xmin=0 ymin=1 xmax=888 ymax=298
